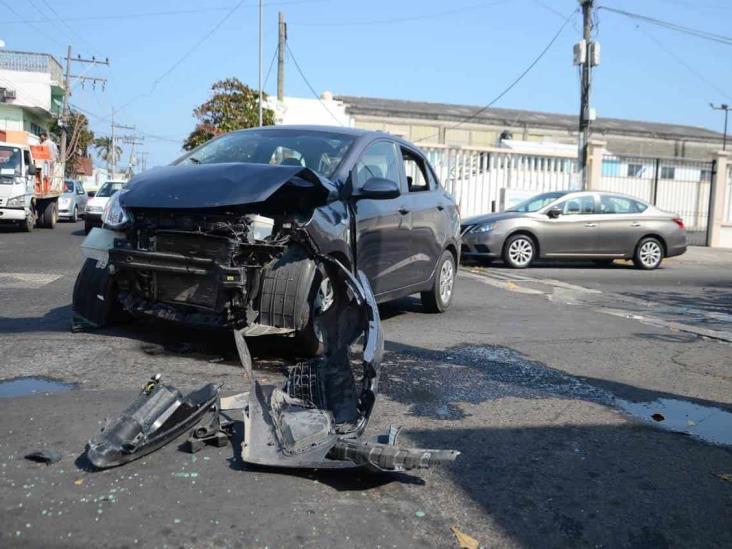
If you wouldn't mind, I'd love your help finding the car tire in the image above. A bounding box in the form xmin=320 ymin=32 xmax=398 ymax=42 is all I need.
xmin=38 ymin=201 xmax=57 ymax=229
xmin=421 ymin=250 xmax=456 ymax=313
xmin=72 ymin=258 xmax=130 ymax=330
xmin=19 ymin=211 xmax=34 ymax=233
xmin=503 ymin=234 xmax=536 ymax=269
xmin=71 ymin=206 xmax=78 ymax=223
xmin=633 ymin=237 xmax=664 ymax=270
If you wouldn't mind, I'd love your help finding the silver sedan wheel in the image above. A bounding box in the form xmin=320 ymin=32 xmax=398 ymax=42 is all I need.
xmin=439 ymin=258 xmax=455 ymax=304
xmin=508 ymin=237 xmax=534 ymax=267
xmin=639 ymin=240 xmax=662 ymax=268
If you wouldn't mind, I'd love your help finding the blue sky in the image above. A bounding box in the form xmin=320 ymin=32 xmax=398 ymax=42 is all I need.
xmin=3 ymin=0 xmax=731 ymax=167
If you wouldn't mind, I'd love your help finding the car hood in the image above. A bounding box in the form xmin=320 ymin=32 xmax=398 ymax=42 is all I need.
xmin=120 ymin=162 xmax=338 ymax=210
xmin=462 ymin=211 xmax=531 ymax=225
xmin=87 ymin=196 xmax=110 ymax=208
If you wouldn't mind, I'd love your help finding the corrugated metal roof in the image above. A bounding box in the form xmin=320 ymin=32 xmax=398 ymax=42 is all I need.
xmin=335 ymin=95 xmax=723 ymax=142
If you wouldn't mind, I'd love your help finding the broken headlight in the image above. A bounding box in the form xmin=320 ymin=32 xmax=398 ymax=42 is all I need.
xmin=102 ymin=191 xmax=131 ymax=229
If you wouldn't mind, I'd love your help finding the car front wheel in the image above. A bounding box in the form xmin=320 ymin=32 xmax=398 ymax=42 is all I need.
xmin=503 ymin=234 xmax=535 ymax=268
xmin=421 ymin=250 xmax=456 ymax=313
xmin=633 ymin=237 xmax=664 ymax=270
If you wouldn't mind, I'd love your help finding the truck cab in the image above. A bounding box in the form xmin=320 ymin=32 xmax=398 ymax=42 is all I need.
xmin=0 ymin=142 xmax=37 ymax=231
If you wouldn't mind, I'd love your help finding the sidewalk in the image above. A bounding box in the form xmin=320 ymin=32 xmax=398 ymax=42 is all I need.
xmin=669 ymin=245 xmax=732 ymax=265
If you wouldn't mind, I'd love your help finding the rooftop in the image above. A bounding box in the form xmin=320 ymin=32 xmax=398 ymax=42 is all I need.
xmin=335 ymin=95 xmax=723 ymax=143
xmin=0 ymin=49 xmax=64 ymax=86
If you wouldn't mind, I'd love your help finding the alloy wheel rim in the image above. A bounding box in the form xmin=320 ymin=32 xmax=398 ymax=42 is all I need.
xmin=639 ymin=241 xmax=661 ymax=267
xmin=439 ymin=259 xmax=454 ymax=303
xmin=508 ymin=238 xmax=533 ymax=266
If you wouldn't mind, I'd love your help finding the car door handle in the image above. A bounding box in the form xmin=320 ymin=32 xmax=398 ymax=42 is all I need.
xmin=585 ymin=223 xmax=597 ymax=228
xmin=631 ymin=222 xmax=641 ymax=227
xmin=398 ymin=207 xmax=410 ymax=215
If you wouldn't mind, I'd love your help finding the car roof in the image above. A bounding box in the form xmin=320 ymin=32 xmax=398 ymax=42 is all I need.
xmin=565 ymin=190 xmax=651 ymax=204
xmin=229 ymin=125 xmax=420 ymax=147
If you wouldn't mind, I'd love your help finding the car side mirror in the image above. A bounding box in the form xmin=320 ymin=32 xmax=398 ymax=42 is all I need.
xmin=547 ymin=207 xmax=562 ymax=219
xmin=27 ymin=164 xmax=37 ymax=177
xmin=356 ymin=177 xmax=401 ymax=200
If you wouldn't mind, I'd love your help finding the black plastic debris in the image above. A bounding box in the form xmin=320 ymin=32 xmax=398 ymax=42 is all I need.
xmin=25 ymin=449 xmax=62 ymax=465
xmin=86 ymin=375 xmax=220 ymax=468
xmin=651 ymin=413 xmax=665 ymax=422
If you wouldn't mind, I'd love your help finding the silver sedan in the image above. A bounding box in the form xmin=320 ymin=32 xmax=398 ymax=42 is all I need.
xmin=461 ymin=191 xmax=687 ymax=270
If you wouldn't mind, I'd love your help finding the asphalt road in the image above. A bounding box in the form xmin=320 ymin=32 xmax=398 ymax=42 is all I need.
xmin=0 ymin=221 xmax=731 ymax=548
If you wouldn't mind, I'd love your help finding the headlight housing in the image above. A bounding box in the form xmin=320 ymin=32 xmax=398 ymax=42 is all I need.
xmin=86 ymin=205 xmax=103 ymax=213
xmin=102 ymin=192 xmax=131 ymax=229
xmin=5 ymin=195 xmax=26 ymax=208
xmin=472 ymin=222 xmax=495 ymax=233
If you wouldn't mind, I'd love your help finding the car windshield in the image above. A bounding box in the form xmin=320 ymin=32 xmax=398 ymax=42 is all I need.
xmin=173 ymin=129 xmax=355 ymax=180
xmin=0 ymin=146 xmax=22 ymax=182
xmin=96 ymin=182 xmax=125 ymax=197
xmin=64 ymin=181 xmax=75 ymax=193
xmin=507 ymin=191 xmax=568 ymax=212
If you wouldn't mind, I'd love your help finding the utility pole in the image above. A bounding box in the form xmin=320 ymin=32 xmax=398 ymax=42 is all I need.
xmin=258 ymin=0 xmax=264 ymax=126
xmin=710 ymin=103 xmax=730 ymax=150
xmin=110 ymin=119 xmax=134 ymax=178
xmin=59 ymin=46 xmax=109 ymax=168
xmin=575 ymin=0 xmax=597 ymax=189
xmin=277 ymin=11 xmax=286 ymax=102
xmin=120 ymin=134 xmax=144 ymax=178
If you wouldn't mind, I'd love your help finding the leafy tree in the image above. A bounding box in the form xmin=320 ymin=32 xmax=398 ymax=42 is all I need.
xmin=183 ymin=78 xmax=275 ymax=151
xmin=93 ymin=136 xmax=123 ymax=171
xmin=51 ymin=110 xmax=95 ymax=177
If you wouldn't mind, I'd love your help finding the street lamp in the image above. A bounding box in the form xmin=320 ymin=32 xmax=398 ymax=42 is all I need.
xmin=710 ymin=103 xmax=730 ymax=151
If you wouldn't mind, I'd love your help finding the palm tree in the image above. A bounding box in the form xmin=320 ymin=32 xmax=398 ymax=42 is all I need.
xmin=94 ymin=137 xmax=123 ymax=174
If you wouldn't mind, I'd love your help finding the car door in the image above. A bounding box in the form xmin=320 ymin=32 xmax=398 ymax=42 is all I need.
xmin=594 ymin=194 xmax=648 ymax=254
xmin=538 ymin=194 xmax=599 ymax=255
xmin=397 ymin=145 xmax=445 ymax=287
xmin=76 ymin=181 xmax=88 ymax=212
xmin=352 ymin=140 xmax=413 ymax=295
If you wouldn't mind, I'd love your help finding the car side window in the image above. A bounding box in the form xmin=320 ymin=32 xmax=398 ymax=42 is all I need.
xmin=354 ymin=141 xmax=401 ymax=188
xmin=401 ymin=148 xmax=431 ymax=192
xmin=77 ymin=182 xmax=85 ymax=195
xmin=599 ymin=195 xmax=648 ymax=214
xmin=556 ymin=195 xmax=595 ymax=215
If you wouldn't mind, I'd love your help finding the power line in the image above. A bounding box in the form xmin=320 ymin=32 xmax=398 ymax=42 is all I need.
xmin=264 ymin=44 xmax=279 ymax=92
xmin=3 ymin=1 xmax=329 ymax=25
xmin=638 ymin=27 xmax=731 ymax=102
xmin=0 ymin=0 xmax=65 ymax=48
xmin=71 ymin=104 xmax=184 ymax=144
xmin=293 ymin=0 xmax=510 ymax=27
xmin=414 ymin=7 xmax=578 ymax=143
xmin=115 ymin=0 xmax=248 ymax=115
xmin=285 ymin=42 xmax=344 ymax=126
xmin=597 ymin=6 xmax=732 ymax=47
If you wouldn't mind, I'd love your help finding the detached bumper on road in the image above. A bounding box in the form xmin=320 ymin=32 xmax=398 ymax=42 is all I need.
xmin=0 ymin=208 xmax=26 ymax=222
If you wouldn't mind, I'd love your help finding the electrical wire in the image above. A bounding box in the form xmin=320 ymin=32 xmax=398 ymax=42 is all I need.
xmin=414 ymin=7 xmax=578 ymax=143
xmin=0 ymin=0 xmax=65 ymax=48
xmin=638 ymin=26 xmax=731 ymax=102
xmin=597 ymin=6 xmax=732 ymax=47
xmin=293 ymin=0 xmax=510 ymax=27
xmin=115 ymin=0 xmax=248 ymax=116
xmin=264 ymin=44 xmax=279 ymax=93
xmin=285 ymin=43 xmax=344 ymax=126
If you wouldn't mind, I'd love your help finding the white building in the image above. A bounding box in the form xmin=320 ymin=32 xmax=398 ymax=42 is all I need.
xmin=0 ymin=49 xmax=64 ymax=138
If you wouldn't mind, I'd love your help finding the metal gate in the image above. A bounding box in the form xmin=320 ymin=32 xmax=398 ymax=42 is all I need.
xmin=600 ymin=155 xmax=715 ymax=246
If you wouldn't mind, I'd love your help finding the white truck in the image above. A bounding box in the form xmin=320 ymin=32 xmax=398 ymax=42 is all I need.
xmin=0 ymin=130 xmax=63 ymax=232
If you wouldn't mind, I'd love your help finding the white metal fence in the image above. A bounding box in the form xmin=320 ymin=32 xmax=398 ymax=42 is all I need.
xmin=421 ymin=145 xmax=577 ymax=218
xmin=421 ymin=144 xmax=714 ymax=245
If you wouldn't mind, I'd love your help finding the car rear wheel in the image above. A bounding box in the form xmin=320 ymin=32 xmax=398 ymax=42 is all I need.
xmin=633 ymin=237 xmax=664 ymax=270
xmin=421 ymin=250 xmax=456 ymax=313
xmin=503 ymin=234 xmax=535 ymax=269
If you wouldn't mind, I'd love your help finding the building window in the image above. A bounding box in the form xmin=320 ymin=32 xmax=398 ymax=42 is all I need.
xmin=660 ymin=166 xmax=675 ymax=180
xmin=627 ymin=163 xmax=643 ymax=177
xmin=30 ymin=122 xmax=44 ymax=137
xmin=700 ymin=169 xmax=713 ymax=183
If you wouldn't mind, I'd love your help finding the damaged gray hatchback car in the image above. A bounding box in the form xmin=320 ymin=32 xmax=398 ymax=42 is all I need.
xmin=73 ymin=126 xmax=460 ymax=353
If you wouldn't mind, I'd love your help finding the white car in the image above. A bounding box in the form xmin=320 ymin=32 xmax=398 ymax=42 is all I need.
xmin=84 ymin=180 xmax=126 ymax=234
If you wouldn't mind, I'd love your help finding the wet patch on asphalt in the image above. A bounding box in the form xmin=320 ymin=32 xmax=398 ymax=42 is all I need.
xmin=381 ymin=344 xmax=612 ymax=420
xmin=617 ymin=397 xmax=732 ymax=446
xmin=0 ymin=377 xmax=78 ymax=399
